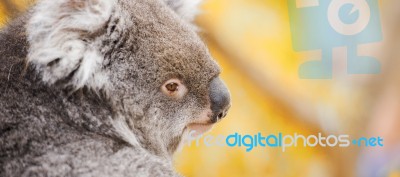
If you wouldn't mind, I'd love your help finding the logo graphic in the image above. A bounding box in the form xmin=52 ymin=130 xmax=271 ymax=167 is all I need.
xmin=184 ymin=131 xmax=384 ymax=152
xmin=288 ymin=0 xmax=382 ymax=79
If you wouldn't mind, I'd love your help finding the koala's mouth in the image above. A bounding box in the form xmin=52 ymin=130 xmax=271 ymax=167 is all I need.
xmin=187 ymin=123 xmax=214 ymax=137
xmin=186 ymin=109 xmax=214 ymax=136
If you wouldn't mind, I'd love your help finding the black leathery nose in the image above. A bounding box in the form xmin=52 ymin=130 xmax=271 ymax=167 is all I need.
xmin=209 ymin=77 xmax=231 ymax=123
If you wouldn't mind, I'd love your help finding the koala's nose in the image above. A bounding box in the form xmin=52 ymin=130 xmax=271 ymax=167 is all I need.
xmin=209 ymin=77 xmax=231 ymax=123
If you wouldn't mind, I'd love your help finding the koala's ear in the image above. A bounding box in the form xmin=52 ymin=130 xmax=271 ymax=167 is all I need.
xmin=27 ymin=0 xmax=115 ymax=90
xmin=164 ymin=0 xmax=203 ymax=22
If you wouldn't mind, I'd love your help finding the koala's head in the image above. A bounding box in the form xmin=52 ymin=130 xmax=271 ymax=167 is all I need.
xmin=27 ymin=0 xmax=230 ymax=154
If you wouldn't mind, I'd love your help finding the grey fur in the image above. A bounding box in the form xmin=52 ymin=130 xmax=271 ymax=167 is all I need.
xmin=0 ymin=0 xmax=227 ymax=176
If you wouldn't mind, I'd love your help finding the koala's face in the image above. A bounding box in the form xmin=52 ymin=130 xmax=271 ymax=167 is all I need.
xmin=108 ymin=0 xmax=231 ymax=151
xmin=27 ymin=0 xmax=230 ymax=153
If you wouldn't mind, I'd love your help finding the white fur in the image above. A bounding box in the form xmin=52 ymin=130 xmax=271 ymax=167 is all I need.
xmin=27 ymin=0 xmax=115 ymax=90
xmin=165 ymin=0 xmax=203 ymax=22
xmin=112 ymin=115 xmax=141 ymax=147
xmin=177 ymin=0 xmax=202 ymax=22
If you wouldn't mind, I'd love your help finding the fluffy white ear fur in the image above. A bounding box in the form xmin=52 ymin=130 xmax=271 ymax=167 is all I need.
xmin=27 ymin=0 xmax=115 ymax=90
xmin=164 ymin=0 xmax=203 ymax=22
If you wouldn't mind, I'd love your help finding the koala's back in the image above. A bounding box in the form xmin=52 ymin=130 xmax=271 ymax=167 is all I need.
xmin=0 ymin=17 xmax=101 ymax=176
xmin=0 ymin=17 xmax=179 ymax=177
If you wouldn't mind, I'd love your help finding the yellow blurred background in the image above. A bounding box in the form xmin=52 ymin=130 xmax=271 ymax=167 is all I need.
xmin=1 ymin=0 xmax=400 ymax=177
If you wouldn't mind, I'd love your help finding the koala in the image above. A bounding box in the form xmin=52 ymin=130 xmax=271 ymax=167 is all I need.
xmin=0 ymin=0 xmax=231 ymax=176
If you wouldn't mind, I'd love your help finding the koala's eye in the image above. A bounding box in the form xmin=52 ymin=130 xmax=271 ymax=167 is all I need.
xmin=166 ymin=83 xmax=178 ymax=92
xmin=161 ymin=79 xmax=187 ymax=99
